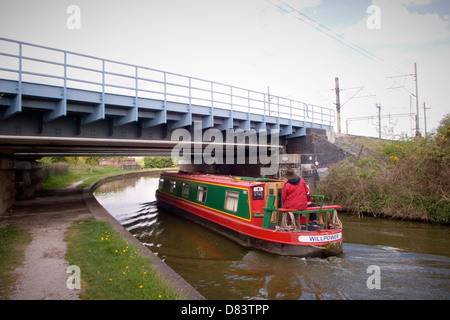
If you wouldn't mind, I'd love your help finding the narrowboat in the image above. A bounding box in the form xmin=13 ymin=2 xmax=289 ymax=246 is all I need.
xmin=156 ymin=171 xmax=343 ymax=257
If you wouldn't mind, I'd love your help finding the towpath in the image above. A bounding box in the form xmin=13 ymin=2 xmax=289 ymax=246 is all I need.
xmin=1 ymin=187 xmax=89 ymax=299
xmin=0 ymin=180 xmax=203 ymax=300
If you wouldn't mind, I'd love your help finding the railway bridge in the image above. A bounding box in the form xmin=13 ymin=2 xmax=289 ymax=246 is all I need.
xmin=0 ymin=38 xmax=336 ymax=213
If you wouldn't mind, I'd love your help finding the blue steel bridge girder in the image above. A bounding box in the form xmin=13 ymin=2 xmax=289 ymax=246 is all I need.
xmin=0 ymin=79 xmax=330 ymax=140
xmin=0 ymin=37 xmax=335 ymax=142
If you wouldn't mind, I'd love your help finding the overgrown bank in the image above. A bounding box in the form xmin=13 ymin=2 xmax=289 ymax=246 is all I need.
xmin=316 ymin=115 xmax=450 ymax=223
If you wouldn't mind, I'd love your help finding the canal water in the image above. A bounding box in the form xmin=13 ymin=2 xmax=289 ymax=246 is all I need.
xmin=94 ymin=176 xmax=450 ymax=300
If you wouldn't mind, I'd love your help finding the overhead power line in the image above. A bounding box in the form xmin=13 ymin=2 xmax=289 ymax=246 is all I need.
xmin=266 ymin=0 xmax=406 ymax=74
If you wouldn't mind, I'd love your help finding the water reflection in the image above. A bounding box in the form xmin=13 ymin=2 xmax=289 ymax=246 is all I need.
xmin=94 ymin=176 xmax=450 ymax=300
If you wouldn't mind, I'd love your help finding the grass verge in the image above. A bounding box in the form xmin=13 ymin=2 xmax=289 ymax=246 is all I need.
xmin=0 ymin=225 xmax=32 ymax=299
xmin=42 ymin=166 xmax=176 ymax=190
xmin=42 ymin=166 xmax=141 ymax=190
xmin=64 ymin=219 xmax=183 ymax=300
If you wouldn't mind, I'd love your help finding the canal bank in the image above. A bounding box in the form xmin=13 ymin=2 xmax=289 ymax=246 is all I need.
xmin=0 ymin=169 xmax=204 ymax=300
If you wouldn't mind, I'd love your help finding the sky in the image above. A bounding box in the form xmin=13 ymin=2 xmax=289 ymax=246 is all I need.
xmin=0 ymin=0 xmax=449 ymax=138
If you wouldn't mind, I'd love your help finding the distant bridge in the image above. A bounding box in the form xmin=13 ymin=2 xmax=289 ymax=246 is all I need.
xmin=0 ymin=37 xmax=335 ymax=158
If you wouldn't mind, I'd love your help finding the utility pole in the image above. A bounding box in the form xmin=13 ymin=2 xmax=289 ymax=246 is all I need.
xmin=376 ymin=103 xmax=381 ymax=139
xmin=386 ymin=63 xmax=421 ymax=137
xmin=423 ymin=102 xmax=430 ymax=137
xmin=335 ymin=77 xmax=341 ymax=134
xmin=414 ymin=62 xmax=420 ymax=137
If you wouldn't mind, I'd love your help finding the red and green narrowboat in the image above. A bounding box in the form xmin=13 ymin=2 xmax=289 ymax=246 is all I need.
xmin=156 ymin=171 xmax=343 ymax=257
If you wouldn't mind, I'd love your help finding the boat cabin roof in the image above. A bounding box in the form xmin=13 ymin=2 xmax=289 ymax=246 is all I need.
xmin=162 ymin=171 xmax=284 ymax=188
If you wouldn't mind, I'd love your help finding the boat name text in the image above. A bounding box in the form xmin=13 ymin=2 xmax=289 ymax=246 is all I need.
xmin=298 ymin=232 xmax=342 ymax=243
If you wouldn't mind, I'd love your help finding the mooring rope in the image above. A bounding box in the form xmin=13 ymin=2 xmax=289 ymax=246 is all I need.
xmin=331 ymin=210 xmax=342 ymax=228
xmin=274 ymin=211 xmax=299 ymax=232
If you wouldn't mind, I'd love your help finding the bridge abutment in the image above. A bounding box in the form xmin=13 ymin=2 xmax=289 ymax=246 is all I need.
xmin=14 ymin=161 xmax=43 ymax=201
xmin=0 ymin=158 xmax=16 ymax=214
xmin=0 ymin=158 xmax=43 ymax=214
xmin=180 ymin=128 xmax=354 ymax=188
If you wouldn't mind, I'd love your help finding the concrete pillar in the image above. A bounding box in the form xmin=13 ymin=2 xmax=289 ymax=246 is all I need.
xmin=0 ymin=158 xmax=16 ymax=214
xmin=15 ymin=161 xmax=43 ymax=201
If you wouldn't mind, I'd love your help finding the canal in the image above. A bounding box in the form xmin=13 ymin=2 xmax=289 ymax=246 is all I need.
xmin=94 ymin=175 xmax=450 ymax=300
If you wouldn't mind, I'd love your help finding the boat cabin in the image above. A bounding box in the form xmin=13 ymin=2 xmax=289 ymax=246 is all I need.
xmin=158 ymin=171 xmax=338 ymax=231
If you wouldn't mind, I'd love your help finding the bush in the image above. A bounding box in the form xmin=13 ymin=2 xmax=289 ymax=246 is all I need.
xmin=316 ymin=114 xmax=449 ymax=223
xmin=42 ymin=163 xmax=69 ymax=180
xmin=143 ymin=157 xmax=174 ymax=169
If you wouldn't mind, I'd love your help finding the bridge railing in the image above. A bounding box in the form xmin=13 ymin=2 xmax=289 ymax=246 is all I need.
xmin=0 ymin=37 xmax=335 ymax=127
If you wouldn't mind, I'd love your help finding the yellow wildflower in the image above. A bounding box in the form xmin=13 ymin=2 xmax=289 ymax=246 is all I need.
xmin=389 ymin=155 xmax=399 ymax=164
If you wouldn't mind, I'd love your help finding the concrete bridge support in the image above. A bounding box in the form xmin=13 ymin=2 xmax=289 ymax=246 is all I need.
xmin=14 ymin=161 xmax=43 ymax=201
xmin=0 ymin=158 xmax=15 ymax=214
xmin=181 ymin=128 xmax=352 ymax=185
xmin=0 ymin=158 xmax=43 ymax=214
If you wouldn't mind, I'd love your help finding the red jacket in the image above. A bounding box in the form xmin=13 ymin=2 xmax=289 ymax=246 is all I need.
xmin=282 ymin=176 xmax=310 ymax=210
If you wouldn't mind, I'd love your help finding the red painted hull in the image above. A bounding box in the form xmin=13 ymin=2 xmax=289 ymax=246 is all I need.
xmin=156 ymin=190 xmax=343 ymax=257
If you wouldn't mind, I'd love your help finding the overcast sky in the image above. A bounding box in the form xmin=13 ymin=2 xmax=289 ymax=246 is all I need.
xmin=1 ymin=0 xmax=449 ymax=138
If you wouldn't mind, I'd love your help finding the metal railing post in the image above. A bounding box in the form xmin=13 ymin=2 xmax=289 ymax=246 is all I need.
xmin=230 ymin=86 xmax=233 ymax=111
xmin=135 ymin=66 xmax=138 ymax=100
xmin=102 ymin=59 xmax=105 ymax=98
xmin=247 ymin=89 xmax=250 ymax=114
xmin=188 ymin=77 xmax=192 ymax=107
xmin=210 ymin=81 xmax=213 ymax=108
xmin=18 ymin=41 xmax=22 ymax=86
xmin=163 ymin=71 xmax=167 ymax=104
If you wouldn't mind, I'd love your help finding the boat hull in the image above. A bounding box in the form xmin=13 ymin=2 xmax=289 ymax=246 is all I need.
xmin=156 ymin=190 xmax=343 ymax=258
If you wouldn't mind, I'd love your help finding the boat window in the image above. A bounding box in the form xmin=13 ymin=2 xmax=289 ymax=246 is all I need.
xmin=182 ymin=183 xmax=190 ymax=198
xmin=170 ymin=180 xmax=177 ymax=193
xmin=224 ymin=190 xmax=239 ymax=212
xmin=197 ymin=186 xmax=207 ymax=203
xmin=277 ymin=188 xmax=283 ymax=208
xmin=253 ymin=186 xmax=264 ymax=200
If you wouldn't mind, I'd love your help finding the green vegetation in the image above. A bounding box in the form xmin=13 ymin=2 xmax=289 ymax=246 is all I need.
xmin=41 ymin=165 xmax=142 ymax=189
xmin=41 ymin=156 xmax=177 ymax=190
xmin=64 ymin=219 xmax=183 ymax=300
xmin=143 ymin=156 xmax=175 ymax=169
xmin=317 ymin=114 xmax=450 ymax=223
xmin=0 ymin=225 xmax=32 ymax=299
